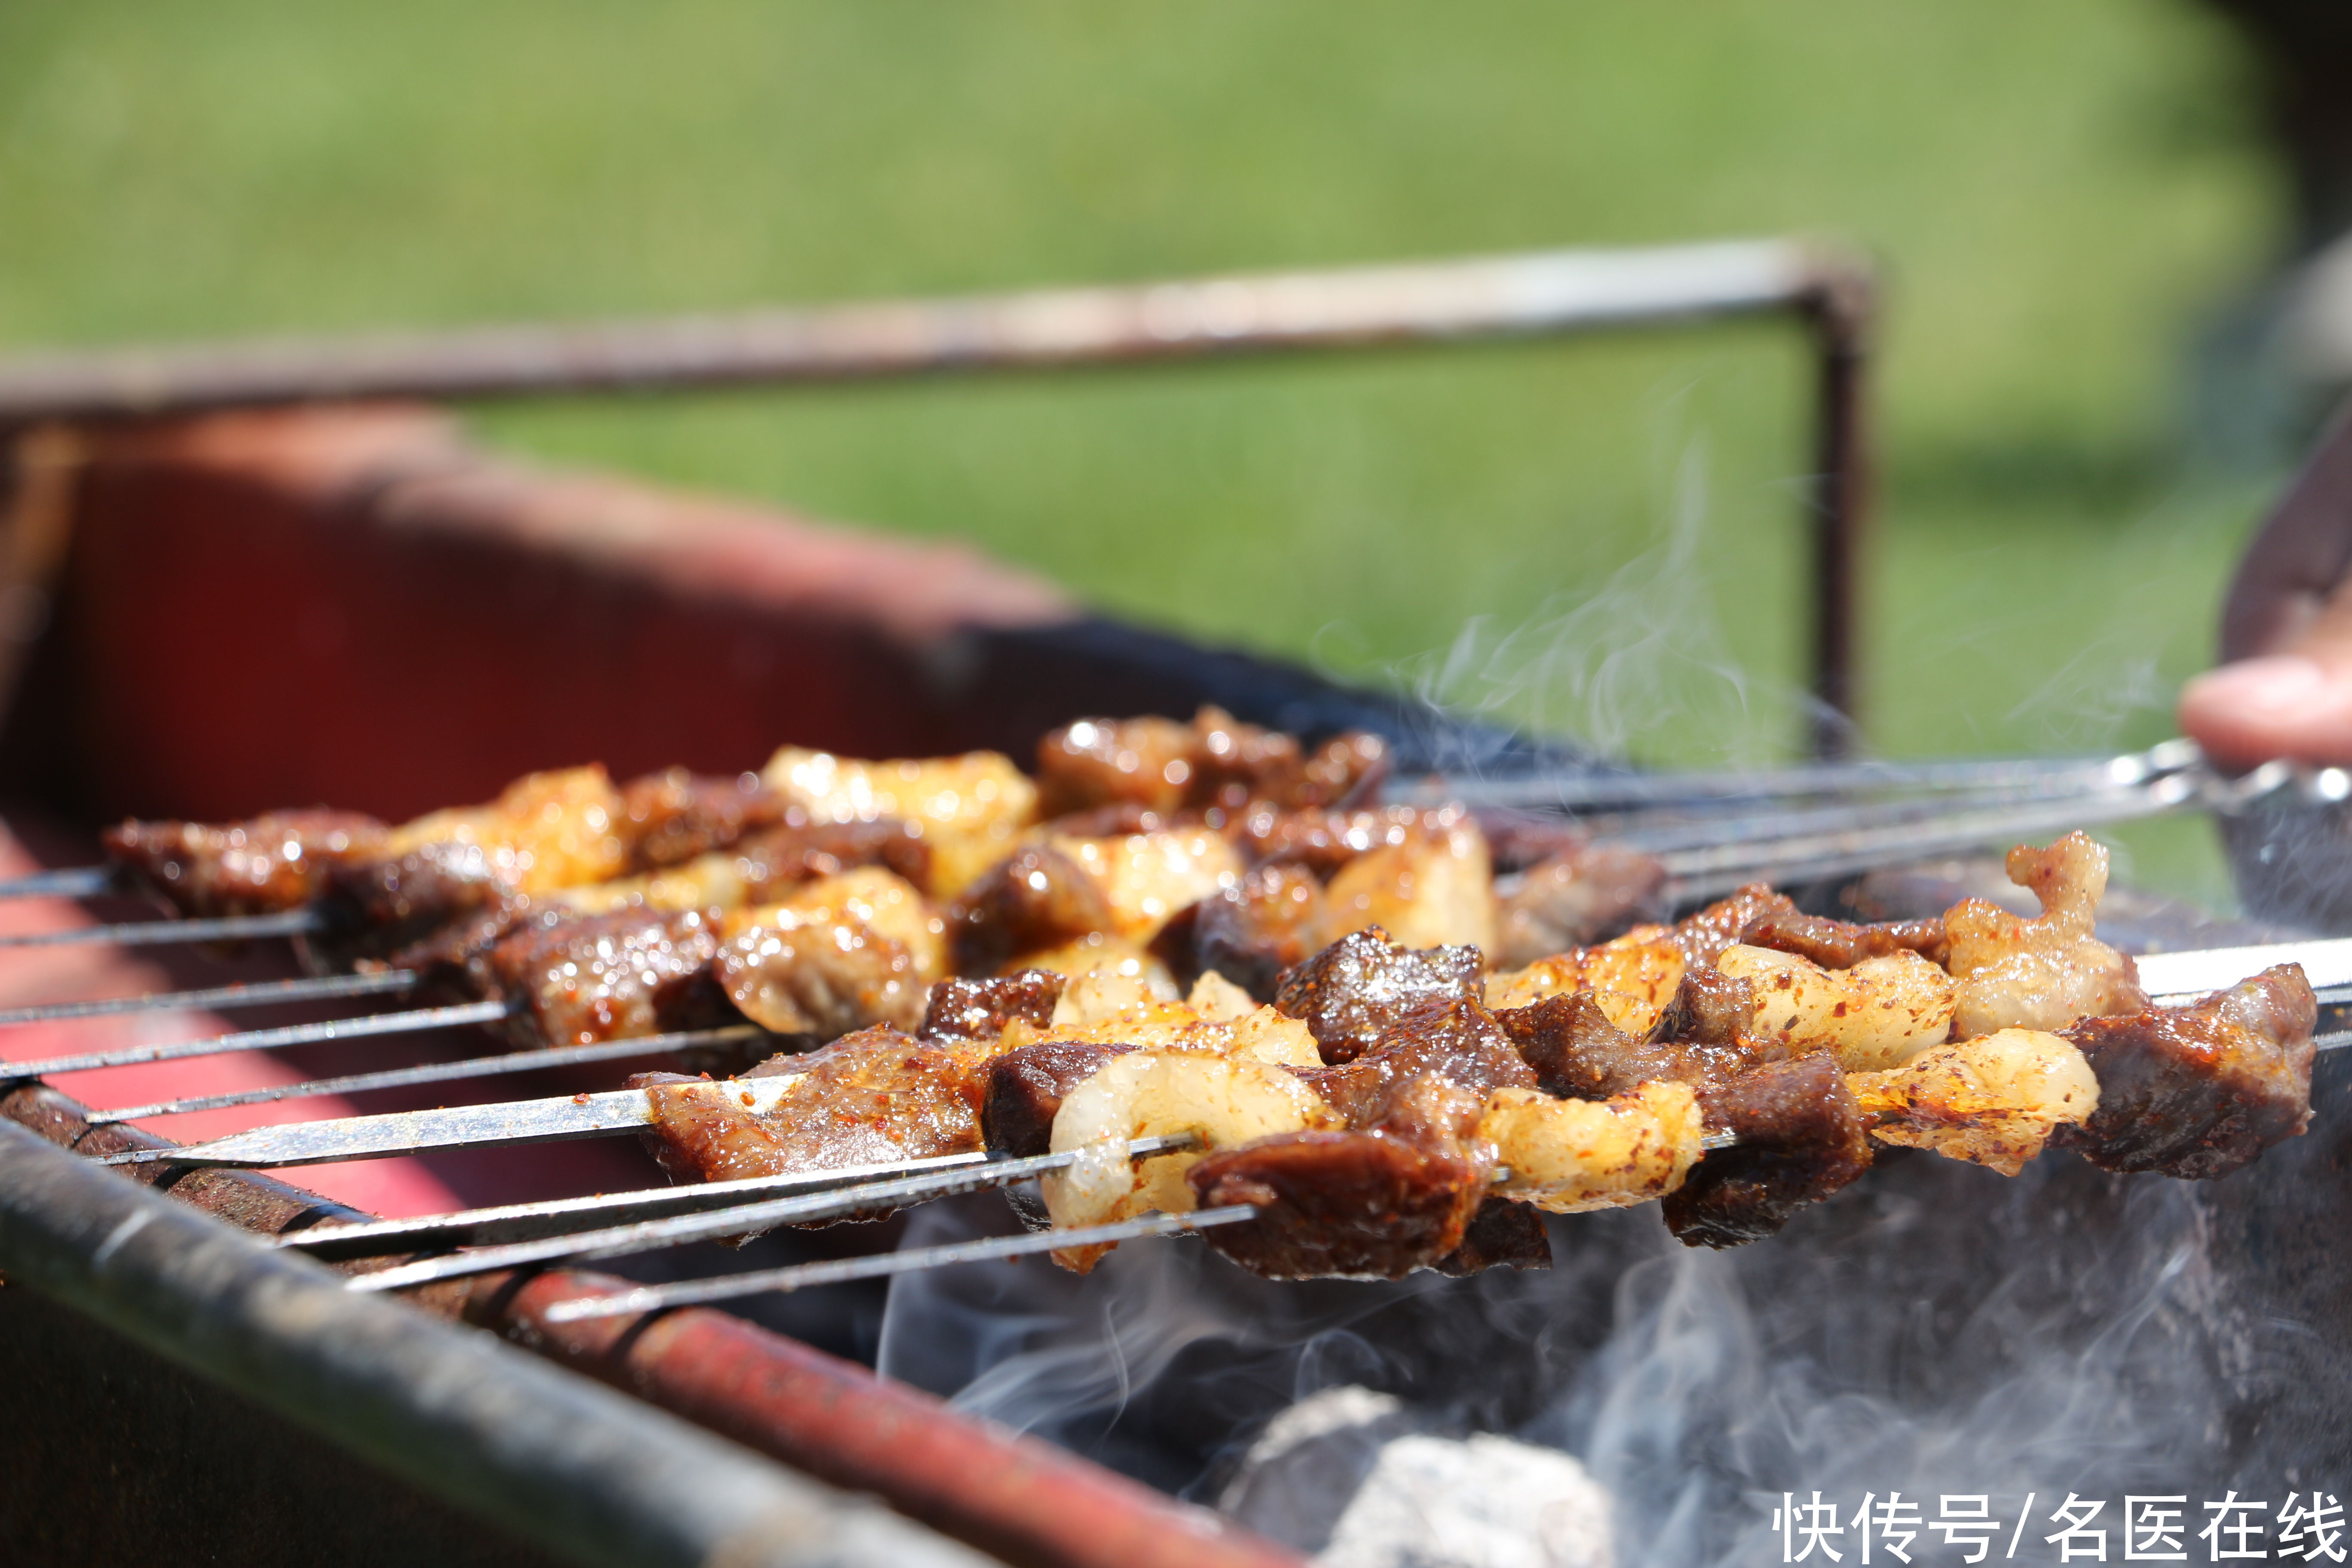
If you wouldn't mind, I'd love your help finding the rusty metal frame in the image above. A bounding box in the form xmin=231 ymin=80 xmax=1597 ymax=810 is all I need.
xmin=0 ymin=240 xmax=1876 ymax=753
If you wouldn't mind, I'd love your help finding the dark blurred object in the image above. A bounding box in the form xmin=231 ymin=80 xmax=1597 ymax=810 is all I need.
xmin=2202 ymin=2 xmax=2352 ymax=254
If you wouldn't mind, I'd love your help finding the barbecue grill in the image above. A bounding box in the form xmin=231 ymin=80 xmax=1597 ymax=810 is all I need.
xmin=4 ymin=245 xmax=2348 ymax=1568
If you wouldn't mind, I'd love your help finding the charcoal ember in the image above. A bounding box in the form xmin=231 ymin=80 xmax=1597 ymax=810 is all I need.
xmin=920 ymin=970 xmax=1068 ymax=1040
xmin=1193 ymin=864 xmax=1326 ymax=1002
xmin=103 ymin=809 xmax=389 ymax=919
xmin=980 ymin=1039 xmax=1128 ymax=1158
xmin=1188 ymin=1130 xmax=1487 ymax=1280
xmin=1274 ymin=927 xmax=1485 ymax=1065
xmin=485 ymin=907 xmax=736 ymax=1047
xmin=1492 ymin=845 xmax=1670 ymax=967
xmin=1738 ymin=908 xmax=1949 ymax=970
xmin=2052 ymin=964 xmax=2318 ymax=1179
xmin=1670 ymin=885 xmax=1801 ymax=968
xmin=1300 ymin=999 xmax=1535 ymax=1145
xmin=619 ymin=767 xmax=795 ymax=869
xmin=1494 ymin=992 xmax=1707 ymax=1099
xmin=946 ymin=844 xmax=1115 ymax=974
xmin=1433 ymin=1196 xmax=1553 ymax=1276
xmin=1663 ymin=1054 xmax=1872 ymax=1250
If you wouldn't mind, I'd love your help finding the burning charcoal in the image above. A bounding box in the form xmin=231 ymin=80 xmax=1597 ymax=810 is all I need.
xmin=980 ymin=1039 xmax=1128 ymax=1158
xmin=1187 ymin=1130 xmax=1488 ymax=1280
xmin=1191 ymin=863 xmax=1327 ymax=1003
xmin=1663 ymin=1054 xmax=1873 ymax=1249
xmin=946 ymin=843 xmax=1116 ymax=974
xmin=2052 ymin=964 xmax=2318 ymax=1179
xmin=1492 ymin=845 xmax=1671 ymax=968
xmin=1275 ymin=926 xmax=1485 ymax=1065
xmin=1737 ymin=907 xmax=1949 ymax=970
xmin=1433 ymin=1195 xmax=1553 ymax=1276
xmin=920 ymin=970 xmax=1067 ymax=1040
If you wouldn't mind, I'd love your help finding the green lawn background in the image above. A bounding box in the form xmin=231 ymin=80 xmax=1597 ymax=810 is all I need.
xmin=0 ymin=1 xmax=2287 ymax=904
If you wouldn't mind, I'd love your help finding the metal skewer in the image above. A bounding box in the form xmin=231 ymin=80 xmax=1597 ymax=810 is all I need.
xmin=84 ymin=1023 xmax=770 ymax=1124
xmin=0 ymin=970 xmax=419 ymax=1029
xmin=278 ymin=1150 xmax=997 ymax=1259
xmin=8 ymin=998 xmax=514 ymax=1080
xmin=0 ymin=908 xmax=323 ymax=949
xmin=0 ymin=866 xmax=117 ymax=900
xmin=347 ymin=1133 xmax=1205 ymax=1292
xmin=540 ymin=1206 xmax=1263 ymax=1322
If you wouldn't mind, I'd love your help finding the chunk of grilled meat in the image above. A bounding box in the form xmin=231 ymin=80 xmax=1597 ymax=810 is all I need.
xmin=634 ymin=1025 xmax=1006 ymax=1189
xmin=1492 ymin=986 xmax=1764 ymax=1099
xmin=1186 ymin=1132 xmax=1491 ymax=1281
xmin=1714 ymin=943 xmax=1956 ymax=1070
xmin=618 ymin=768 xmax=794 ymax=870
xmin=980 ymin=1039 xmax=1130 ymax=1159
xmin=1480 ymin=1079 xmax=1705 ymax=1214
xmin=1737 ymin=909 xmax=1948 ymax=971
xmin=1667 ymin=884 xmax=1802 ymax=969
xmin=1663 ymin=1054 xmax=1873 ymax=1249
xmin=1481 ymin=887 xmax=1795 ymax=1036
xmin=1274 ymin=926 xmax=1485 ymax=1065
xmin=2050 ymin=964 xmax=2317 ymax=1180
xmin=1035 ymin=706 xmax=1387 ymax=820
xmin=482 ymin=907 xmax=738 ymax=1048
xmin=1432 ymin=1197 xmax=1553 ymax=1276
xmin=1492 ymin=845 xmax=1672 ymax=968
xmin=763 ymin=745 xmax=1038 ymax=898
xmin=1230 ymin=805 xmax=1456 ymax=880
xmin=103 ymin=810 xmax=389 ymax=919
xmin=1313 ymin=808 xmax=1495 ymax=953
xmin=948 ymin=844 xmax=1117 ymax=975
xmin=1295 ymin=998 xmax=1536 ymax=1142
xmin=1188 ymin=863 xmax=1328 ymax=1003
xmin=1944 ymin=831 xmax=2148 ymax=1037
xmin=921 ymin=971 xmax=1068 ymax=1041
xmin=1848 ymin=1028 xmax=2099 ymax=1176
xmin=714 ymin=869 xmax=947 ymax=1037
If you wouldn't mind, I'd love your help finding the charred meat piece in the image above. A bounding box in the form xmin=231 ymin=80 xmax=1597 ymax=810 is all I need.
xmin=1647 ymin=966 xmax=1757 ymax=1047
xmin=2052 ymin=964 xmax=2318 ymax=1180
xmin=1036 ymin=706 xmax=1387 ymax=820
xmin=947 ymin=844 xmax=1116 ymax=975
xmin=483 ymin=908 xmax=737 ymax=1047
xmin=921 ymin=970 xmax=1068 ymax=1041
xmin=720 ymin=819 xmax=931 ymax=897
xmin=316 ymin=840 xmax=523 ymax=968
xmin=103 ymin=810 xmax=389 ymax=919
xmin=1298 ymin=998 xmax=1536 ymax=1146
xmin=634 ymin=1025 xmax=1004 ymax=1188
xmin=714 ymin=869 xmax=946 ymax=1038
xmin=1496 ymin=991 xmax=1722 ymax=1098
xmin=1433 ymin=1196 xmax=1553 ymax=1276
xmin=980 ymin=1039 xmax=1129 ymax=1158
xmin=619 ymin=768 xmax=795 ymax=870
xmin=1669 ymin=885 xmax=1801 ymax=969
xmin=1492 ymin=845 xmax=1671 ymax=968
xmin=1663 ymin=1054 xmax=1873 ymax=1250
xmin=1191 ymin=863 xmax=1326 ymax=1002
xmin=1737 ymin=909 xmax=1948 ymax=971
xmin=1187 ymin=1131 xmax=1488 ymax=1281
xmin=1274 ymin=926 xmax=1485 ymax=1065
xmin=1229 ymin=805 xmax=1439 ymax=880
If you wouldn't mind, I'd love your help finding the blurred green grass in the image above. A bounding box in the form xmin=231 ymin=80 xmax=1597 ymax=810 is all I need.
xmin=0 ymin=1 xmax=2286 ymax=901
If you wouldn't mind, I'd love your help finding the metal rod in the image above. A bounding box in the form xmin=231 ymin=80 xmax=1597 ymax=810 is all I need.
xmin=1805 ymin=269 xmax=1873 ymax=759
xmin=542 ymin=1205 xmax=1262 ymax=1323
xmin=6 ymin=996 xmax=512 ymax=1080
xmin=0 ymin=1116 xmax=990 ymax=1568
xmin=0 ymin=968 xmax=417 ymax=1028
xmin=0 ymin=865 xmax=114 ymax=900
xmin=349 ymin=1134 xmax=1203 ymax=1293
xmin=0 ymin=907 xmax=321 ymax=949
xmin=85 ymin=1022 xmax=768 ymax=1124
xmin=277 ymin=1151 xmax=996 ymax=1259
xmin=0 ymin=242 xmax=1843 ymax=422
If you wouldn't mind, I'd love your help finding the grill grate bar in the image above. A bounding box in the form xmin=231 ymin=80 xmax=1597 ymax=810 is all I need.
xmin=0 ymin=970 xmax=419 ymax=1028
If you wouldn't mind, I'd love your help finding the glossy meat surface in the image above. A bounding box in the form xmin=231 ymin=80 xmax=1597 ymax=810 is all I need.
xmin=104 ymin=810 xmax=387 ymax=918
xmin=636 ymin=1025 xmax=1004 ymax=1186
xmin=1187 ymin=1131 xmax=1488 ymax=1280
xmin=1480 ymin=1079 xmax=1704 ymax=1214
xmin=1667 ymin=885 xmax=1802 ymax=969
xmin=1313 ymin=809 xmax=1494 ymax=954
xmin=1492 ymin=845 xmax=1671 ymax=968
xmin=715 ymin=869 xmax=947 ymax=1037
xmin=1663 ymin=1054 xmax=1873 ymax=1249
xmin=1715 ymin=943 xmax=1956 ymax=1070
xmin=1944 ymin=831 xmax=2148 ymax=1037
xmin=1494 ymin=990 xmax=1748 ymax=1099
xmin=1035 ymin=706 xmax=1387 ymax=819
xmin=619 ymin=768 xmax=793 ymax=869
xmin=763 ymin=746 xmax=1038 ymax=898
xmin=980 ymin=1039 xmax=1128 ymax=1158
xmin=1849 ymin=1028 xmax=2099 ymax=1176
xmin=484 ymin=907 xmax=734 ymax=1047
xmin=947 ymin=845 xmax=1116 ymax=974
xmin=1189 ymin=863 xmax=1325 ymax=1002
xmin=920 ymin=970 xmax=1068 ymax=1040
xmin=1274 ymin=927 xmax=1485 ymax=1065
xmin=1738 ymin=909 xmax=1948 ymax=970
xmin=2052 ymin=964 xmax=2317 ymax=1179
xmin=1297 ymin=999 xmax=1535 ymax=1146
xmin=1432 ymin=1196 xmax=1553 ymax=1276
